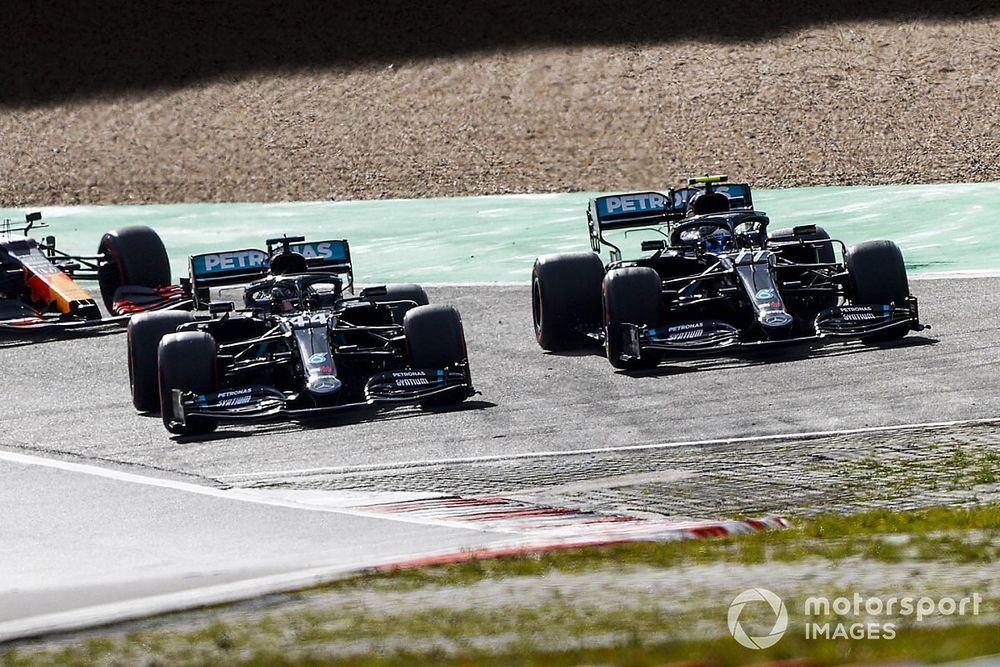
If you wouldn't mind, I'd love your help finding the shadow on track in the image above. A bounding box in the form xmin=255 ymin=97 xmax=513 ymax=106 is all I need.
xmin=167 ymin=399 xmax=497 ymax=444
xmin=540 ymin=334 xmax=939 ymax=377
xmin=4 ymin=0 xmax=997 ymax=106
xmin=0 ymin=329 xmax=123 ymax=349
xmin=618 ymin=335 xmax=939 ymax=377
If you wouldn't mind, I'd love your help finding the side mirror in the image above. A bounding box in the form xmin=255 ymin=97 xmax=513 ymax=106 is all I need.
xmin=360 ymin=285 xmax=388 ymax=300
xmin=641 ymin=239 xmax=667 ymax=252
xmin=209 ymin=301 xmax=235 ymax=314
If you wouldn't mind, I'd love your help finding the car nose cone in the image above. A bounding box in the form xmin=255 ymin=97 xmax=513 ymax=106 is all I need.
xmin=307 ymin=375 xmax=343 ymax=394
xmin=760 ymin=310 xmax=793 ymax=328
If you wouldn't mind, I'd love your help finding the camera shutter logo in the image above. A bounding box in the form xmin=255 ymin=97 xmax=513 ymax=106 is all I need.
xmin=728 ymin=588 xmax=788 ymax=649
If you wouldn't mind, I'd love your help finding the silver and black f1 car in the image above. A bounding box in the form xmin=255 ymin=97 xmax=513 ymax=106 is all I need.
xmin=127 ymin=236 xmax=474 ymax=435
xmin=0 ymin=212 xmax=190 ymax=334
xmin=532 ymin=175 xmax=927 ymax=370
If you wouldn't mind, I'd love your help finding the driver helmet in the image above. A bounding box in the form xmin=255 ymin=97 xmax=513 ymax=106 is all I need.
xmin=687 ymin=190 xmax=730 ymax=216
xmin=270 ymin=284 xmax=298 ymax=313
xmin=703 ymin=226 xmax=734 ymax=254
xmin=270 ymin=251 xmax=308 ymax=276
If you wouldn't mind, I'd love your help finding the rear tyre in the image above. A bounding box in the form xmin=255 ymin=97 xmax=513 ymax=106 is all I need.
xmin=127 ymin=310 xmax=196 ymax=412
xmin=532 ymin=252 xmax=605 ymax=351
xmin=376 ymin=284 xmax=430 ymax=324
xmin=158 ymin=331 xmax=219 ymax=435
xmin=768 ymin=226 xmax=836 ymax=264
xmin=846 ymin=240 xmax=911 ymax=341
xmin=404 ymin=304 xmax=470 ymax=407
xmin=603 ymin=267 xmax=662 ymax=370
xmin=98 ymin=226 xmax=171 ymax=311
xmin=770 ymin=226 xmax=838 ymax=313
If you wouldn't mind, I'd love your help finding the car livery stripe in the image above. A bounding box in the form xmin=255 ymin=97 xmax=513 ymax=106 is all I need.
xmin=24 ymin=267 xmax=93 ymax=314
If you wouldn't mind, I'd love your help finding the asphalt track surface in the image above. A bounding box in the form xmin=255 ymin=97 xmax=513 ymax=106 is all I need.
xmin=2 ymin=278 xmax=999 ymax=482
xmin=0 ymin=456 xmax=512 ymax=625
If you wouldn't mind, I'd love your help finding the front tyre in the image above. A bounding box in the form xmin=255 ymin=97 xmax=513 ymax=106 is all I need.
xmin=532 ymin=252 xmax=605 ymax=351
xmin=846 ymin=240 xmax=911 ymax=341
xmin=128 ymin=310 xmax=196 ymax=412
xmin=158 ymin=331 xmax=219 ymax=435
xmin=603 ymin=267 xmax=662 ymax=370
xmin=404 ymin=304 xmax=470 ymax=407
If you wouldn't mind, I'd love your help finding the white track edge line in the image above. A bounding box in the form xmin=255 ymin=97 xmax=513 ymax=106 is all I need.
xmin=216 ymin=417 xmax=1000 ymax=481
xmin=0 ymin=540 xmax=523 ymax=644
xmin=0 ymin=450 xmax=505 ymax=534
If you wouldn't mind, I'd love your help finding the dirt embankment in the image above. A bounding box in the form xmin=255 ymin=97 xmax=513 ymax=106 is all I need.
xmin=2 ymin=8 xmax=998 ymax=206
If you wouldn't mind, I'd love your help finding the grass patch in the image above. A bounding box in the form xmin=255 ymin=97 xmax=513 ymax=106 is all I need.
xmin=332 ymin=503 xmax=1000 ymax=591
xmin=847 ymin=444 xmax=1000 ymax=498
xmin=4 ymin=610 xmax=998 ymax=666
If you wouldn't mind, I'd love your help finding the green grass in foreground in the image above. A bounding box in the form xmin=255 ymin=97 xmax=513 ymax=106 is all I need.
xmin=342 ymin=502 xmax=1000 ymax=592
xmin=135 ymin=624 xmax=1000 ymax=667
xmin=3 ymin=503 xmax=998 ymax=667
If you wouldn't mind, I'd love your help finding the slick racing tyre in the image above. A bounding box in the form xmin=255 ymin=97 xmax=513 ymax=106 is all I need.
xmin=603 ymin=267 xmax=662 ymax=370
xmin=98 ymin=226 xmax=172 ymax=312
xmin=768 ymin=226 xmax=836 ymax=264
xmin=376 ymin=284 xmax=430 ymax=324
xmin=846 ymin=240 xmax=911 ymax=341
xmin=158 ymin=331 xmax=219 ymax=436
xmin=404 ymin=304 xmax=470 ymax=407
xmin=532 ymin=252 xmax=605 ymax=351
xmin=127 ymin=310 xmax=196 ymax=412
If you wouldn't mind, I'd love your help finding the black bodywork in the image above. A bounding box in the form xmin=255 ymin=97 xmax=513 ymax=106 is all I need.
xmin=616 ymin=220 xmax=920 ymax=358
xmin=159 ymin=239 xmax=473 ymax=431
xmin=584 ymin=177 xmax=926 ymax=364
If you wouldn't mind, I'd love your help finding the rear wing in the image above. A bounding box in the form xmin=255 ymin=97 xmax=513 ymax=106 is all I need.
xmin=587 ymin=192 xmax=684 ymax=251
xmin=189 ymin=239 xmax=352 ymax=308
xmin=587 ymin=183 xmax=755 ymax=251
xmin=588 ymin=192 xmax=682 ymax=230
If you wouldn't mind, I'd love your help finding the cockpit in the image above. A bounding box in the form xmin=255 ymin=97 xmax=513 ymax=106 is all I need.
xmin=243 ymin=273 xmax=344 ymax=314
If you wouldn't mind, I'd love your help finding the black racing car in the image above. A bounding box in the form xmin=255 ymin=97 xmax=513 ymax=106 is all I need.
xmin=531 ymin=175 xmax=927 ymax=369
xmin=0 ymin=211 xmax=190 ymax=334
xmin=127 ymin=236 xmax=473 ymax=435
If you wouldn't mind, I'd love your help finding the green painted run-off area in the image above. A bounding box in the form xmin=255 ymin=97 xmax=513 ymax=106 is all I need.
xmin=2 ymin=183 xmax=998 ymax=284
